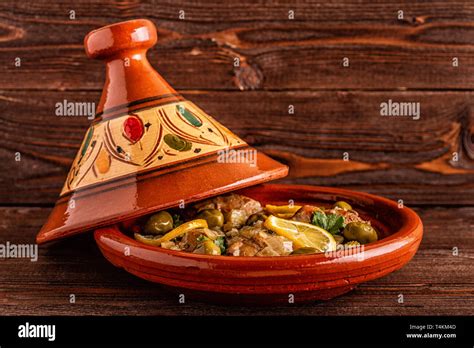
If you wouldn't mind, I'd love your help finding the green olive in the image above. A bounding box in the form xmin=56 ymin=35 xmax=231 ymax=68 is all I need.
xmin=246 ymin=212 xmax=268 ymax=225
xmin=343 ymin=222 xmax=378 ymax=244
xmin=333 ymin=201 xmax=352 ymax=211
xmin=291 ymin=247 xmax=319 ymax=255
xmin=143 ymin=211 xmax=174 ymax=235
xmin=202 ymin=240 xmax=221 ymax=255
xmin=196 ymin=209 xmax=224 ymax=228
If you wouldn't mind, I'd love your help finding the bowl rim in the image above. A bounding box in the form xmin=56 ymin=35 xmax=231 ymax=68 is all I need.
xmin=95 ymin=184 xmax=423 ymax=263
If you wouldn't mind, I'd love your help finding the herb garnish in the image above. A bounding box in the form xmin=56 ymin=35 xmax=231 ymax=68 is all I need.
xmin=311 ymin=211 xmax=345 ymax=235
xmin=214 ymin=236 xmax=226 ymax=254
xmin=172 ymin=214 xmax=183 ymax=228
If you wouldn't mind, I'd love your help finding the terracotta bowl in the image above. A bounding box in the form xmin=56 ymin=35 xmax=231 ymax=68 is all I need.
xmin=94 ymin=184 xmax=423 ymax=305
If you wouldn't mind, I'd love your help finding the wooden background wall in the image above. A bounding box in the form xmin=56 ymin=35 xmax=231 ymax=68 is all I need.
xmin=0 ymin=0 xmax=473 ymax=206
xmin=0 ymin=0 xmax=473 ymax=316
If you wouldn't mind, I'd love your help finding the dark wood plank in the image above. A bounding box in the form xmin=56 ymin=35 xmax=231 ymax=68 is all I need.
xmin=0 ymin=206 xmax=472 ymax=315
xmin=0 ymin=90 xmax=473 ymax=205
xmin=3 ymin=0 xmax=474 ymax=32
xmin=0 ymin=1 xmax=473 ymax=90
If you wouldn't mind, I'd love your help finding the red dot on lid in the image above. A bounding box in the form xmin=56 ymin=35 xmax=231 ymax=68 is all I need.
xmin=123 ymin=115 xmax=144 ymax=143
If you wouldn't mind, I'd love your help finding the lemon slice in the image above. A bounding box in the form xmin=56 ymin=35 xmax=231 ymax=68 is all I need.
xmin=264 ymin=215 xmax=337 ymax=252
xmin=134 ymin=219 xmax=208 ymax=246
xmin=134 ymin=233 xmax=162 ymax=246
xmin=265 ymin=204 xmax=302 ymax=218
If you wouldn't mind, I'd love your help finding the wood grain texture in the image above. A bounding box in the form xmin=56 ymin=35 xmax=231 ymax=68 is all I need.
xmin=0 ymin=0 xmax=473 ymax=317
xmin=0 ymin=0 xmax=473 ymax=206
xmin=0 ymin=90 xmax=472 ymax=205
xmin=0 ymin=206 xmax=472 ymax=316
xmin=0 ymin=1 xmax=473 ymax=90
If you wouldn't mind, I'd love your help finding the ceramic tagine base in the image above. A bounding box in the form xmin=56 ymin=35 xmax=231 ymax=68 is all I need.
xmin=94 ymin=184 xmax=423 ymax=305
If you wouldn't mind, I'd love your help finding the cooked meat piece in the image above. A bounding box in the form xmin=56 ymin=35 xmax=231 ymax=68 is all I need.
xmin=179 ymin=230 xmax=202 ymax=251
xmin=179 ymin=228 xmax=223 ymax=252
xmin=239 ymin=223 xmax=263 ymax=239
xmin=226 ymin=240 xmax=260 ymax=256
xmin=226 ymin=223 xmax=292 ymax=256
xmin=326 ymin=207 xmax=364 ymax=224
xmin=194 ymin=194 xmax=262 ymax=231
xmin=223 ymin=209 xmax=249 ymax=231
xmin=265 ymin=235 xmax=293 ymax=255
xmin=195 ymin=194 xmax=262 ymax=214
xmin=293 ymin=205 xmax=322 ymax=223
xmin=226 ymin=240 xmax=242 ymax=256
xmin=240 ymin=242 xmax=260 ymax=256
xmin=252 ymin=230 xmax=270 ymax=248
xmin=253 ymin=232 xmax=292 ymax=256
xmin=239 ymin=223 xmax=272 ymax=247
xmin=225 ymin=227 xmax=240 ymax=238
xmin=160 ymin=241 xmax=179 ymax=250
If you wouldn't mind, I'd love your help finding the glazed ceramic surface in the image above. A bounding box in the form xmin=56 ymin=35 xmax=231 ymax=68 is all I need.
xmin=37 ymin=19 xmax=287 ymax=244
xmin=62 ymin=100 xmax=246 ymax=195
xmin=95 ymin=184 xmax=423 ymax=305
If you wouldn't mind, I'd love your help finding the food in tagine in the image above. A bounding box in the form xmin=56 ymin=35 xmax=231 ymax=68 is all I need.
xmin=125 ymin=194 xmax=379 ymax=256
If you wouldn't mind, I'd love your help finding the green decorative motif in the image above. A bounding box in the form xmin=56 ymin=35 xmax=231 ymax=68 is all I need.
xmin=176 ymin=105 xmax=202 ymax=127
xmin=81 ymin=128 xmax=94 ymax=157
xmin=164 ymin=134 xmax=192 ymax=151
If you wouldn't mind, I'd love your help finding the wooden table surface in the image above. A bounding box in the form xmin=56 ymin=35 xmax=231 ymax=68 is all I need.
xmin=0 ymin=0 xmax=473 ymax=315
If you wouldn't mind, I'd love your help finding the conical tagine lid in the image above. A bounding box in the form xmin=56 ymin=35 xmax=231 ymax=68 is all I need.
xmin=37 ymin=19 xmax=288 ymax=244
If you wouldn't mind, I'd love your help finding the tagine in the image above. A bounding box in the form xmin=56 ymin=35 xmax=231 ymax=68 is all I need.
xmin=38 ymin=19 xmax=423 ymax=305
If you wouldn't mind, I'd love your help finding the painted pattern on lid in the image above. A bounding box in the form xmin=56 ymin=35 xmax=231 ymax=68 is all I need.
xmin=63 ymin=100 xmax=245 ymax=195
